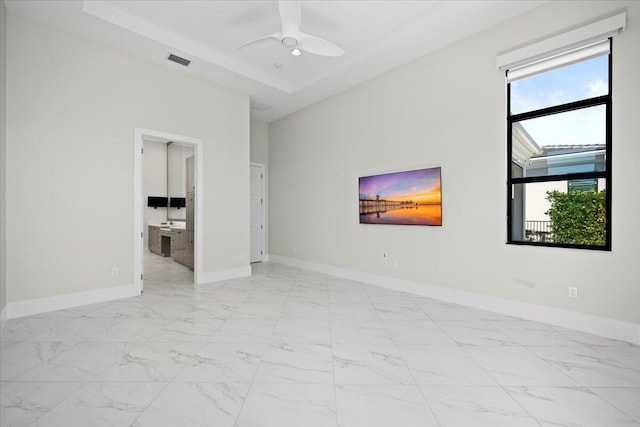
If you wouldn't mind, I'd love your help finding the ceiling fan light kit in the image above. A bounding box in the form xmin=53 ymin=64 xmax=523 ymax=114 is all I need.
xmin=240 ymin=0 xmax=344 ymax=58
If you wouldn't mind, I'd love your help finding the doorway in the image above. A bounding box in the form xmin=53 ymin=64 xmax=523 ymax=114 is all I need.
xmin=250 ymin=163 xmax=266 ymax=263
xmin=134 ymin=128 xmax=203 ymax=292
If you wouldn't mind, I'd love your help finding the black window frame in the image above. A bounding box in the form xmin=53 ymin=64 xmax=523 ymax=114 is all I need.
xmin=506 ymin=38 xmax=612 ymax=251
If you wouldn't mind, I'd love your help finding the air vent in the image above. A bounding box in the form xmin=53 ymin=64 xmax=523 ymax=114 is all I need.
xmin=250 ymin=100 xmax=272 ymax=112
xmin=167 ymin=53 xmax=191 ymax=67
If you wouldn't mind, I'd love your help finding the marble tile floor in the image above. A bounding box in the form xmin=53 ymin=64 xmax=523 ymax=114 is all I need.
xmin=1 ymin=252 xmax=639 ymax=426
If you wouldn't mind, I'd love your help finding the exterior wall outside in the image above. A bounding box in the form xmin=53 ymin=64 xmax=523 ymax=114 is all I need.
xmin=525 ymin=181 xmax=566 ymax=222
xmin=524 ymin=178 xmax=608 ymax=224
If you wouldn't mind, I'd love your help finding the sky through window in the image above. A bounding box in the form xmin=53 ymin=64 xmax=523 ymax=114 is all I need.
xmin=511 ymin=54 xmax=608 ymax=147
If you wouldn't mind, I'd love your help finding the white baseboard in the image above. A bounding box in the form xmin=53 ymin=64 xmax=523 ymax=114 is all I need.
xmin=198 ymin=265 xmax=252 ymax=285
xmin=269 ymin=254 xmax=640 ymax=345
xmin=5 ymin=265 xmax=251 ymax=320
xmin=6 ymin=284 xmax=140 ymax=320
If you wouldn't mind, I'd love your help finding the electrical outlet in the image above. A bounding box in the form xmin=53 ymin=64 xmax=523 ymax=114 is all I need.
xmin=382 ymin=252 xmax=389 ymax=270
xmin=111 ymin=267 xmax=119 ymax=277
xmin=568 ymin=286 xmax=578 ymax=299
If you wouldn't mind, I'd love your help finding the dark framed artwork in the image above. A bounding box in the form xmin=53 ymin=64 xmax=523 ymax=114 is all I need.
xmin=359 ymin=167 xmax=442 ymax=226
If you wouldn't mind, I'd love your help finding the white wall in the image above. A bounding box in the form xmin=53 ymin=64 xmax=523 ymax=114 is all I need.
xmin=269 ymin=1 xmax=640 ymax=328
xmin=143 ymin=140 xmax=167 ymax=247
xmin=5 ymin=13 xmax=250 ymax=305
xmin=0 ymin=0 xmax=7 ymax=323
xmin=250 ymin=119 xmax=269 ymax=165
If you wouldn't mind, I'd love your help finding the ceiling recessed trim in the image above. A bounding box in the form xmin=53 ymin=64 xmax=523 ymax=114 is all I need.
xmin=81 ymin=0 xmax=294 ymax=93
xmin=6 ymin=0 xmax=549 ymax=123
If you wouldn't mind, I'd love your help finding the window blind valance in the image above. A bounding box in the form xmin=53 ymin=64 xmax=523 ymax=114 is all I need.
xmin=497 ymin=13 xmax=625 ymax=82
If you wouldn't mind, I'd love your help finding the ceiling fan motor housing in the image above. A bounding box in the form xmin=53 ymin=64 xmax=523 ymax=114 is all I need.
xmin=281 ymin=36 xmax=299 ymax=47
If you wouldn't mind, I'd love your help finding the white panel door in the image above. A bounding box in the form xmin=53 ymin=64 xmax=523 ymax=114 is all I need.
xmin=250 ymin=165 xmax=264 ymax=263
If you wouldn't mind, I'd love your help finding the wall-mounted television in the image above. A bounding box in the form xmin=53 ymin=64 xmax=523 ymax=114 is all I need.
xmin=170 ymin=197 xmax=186 ymax=208
xmin=359 ymin=166 xmax=442 ymax=226
xmin=147 ymin=196 xmax=168 ymax=208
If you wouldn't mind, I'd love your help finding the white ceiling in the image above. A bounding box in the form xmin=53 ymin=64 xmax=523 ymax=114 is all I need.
xmin=6 ymin=0 xmax=546 ymax=122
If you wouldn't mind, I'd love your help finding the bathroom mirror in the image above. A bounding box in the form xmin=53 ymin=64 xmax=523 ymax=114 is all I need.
xmin=167 ymin=142 xmax=193 ymax=221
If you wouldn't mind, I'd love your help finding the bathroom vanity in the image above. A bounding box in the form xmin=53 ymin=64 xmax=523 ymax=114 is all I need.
xmin=148 ymin=223 xmax=193 ymax=270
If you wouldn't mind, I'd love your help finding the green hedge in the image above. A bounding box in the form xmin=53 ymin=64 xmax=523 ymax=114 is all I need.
xmin=546 ymin=189 xmax=606 ymax=246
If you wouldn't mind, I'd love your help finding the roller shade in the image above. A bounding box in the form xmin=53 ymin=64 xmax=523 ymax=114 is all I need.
xmin=497 ymin=12 xmax=625 ymax=81
xmin=507 ymin=40 xmax=609 ymax=82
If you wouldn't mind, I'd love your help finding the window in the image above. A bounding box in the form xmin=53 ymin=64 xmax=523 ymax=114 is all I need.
xmin=568 ymin=178 xmax=598 ymax=193
xmin=506 ymin=40 xmax=612 ymax=250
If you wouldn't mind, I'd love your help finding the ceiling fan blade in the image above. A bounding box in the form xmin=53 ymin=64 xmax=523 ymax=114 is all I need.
xmin=299 ymin=33 xmax=344 ymax=57
xmin=239 ymin=33 xmax=279 ymax=49
xmin=279 ymin=0 xmax=301 ymax=34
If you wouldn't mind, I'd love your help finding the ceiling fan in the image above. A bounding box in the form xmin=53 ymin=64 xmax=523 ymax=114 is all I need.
xmin=240 ymin=0 xmax=344 ymax=57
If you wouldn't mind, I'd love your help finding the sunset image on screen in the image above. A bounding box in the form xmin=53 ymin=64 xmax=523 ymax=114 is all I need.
xmin=359 ymin=167 xmax=442 ymax=226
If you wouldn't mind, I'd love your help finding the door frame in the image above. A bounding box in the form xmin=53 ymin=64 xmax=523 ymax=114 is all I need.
xmin=134 ymin=127 xmax=203 ymax=292
xmin=250 ymin=162 xmax=267 ymax=262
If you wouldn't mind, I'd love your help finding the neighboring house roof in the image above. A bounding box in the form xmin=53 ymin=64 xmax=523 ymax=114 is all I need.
xmin=512 ymin=123 xmax=606 ymax=167
xmin=532 ymin=144 xmax=606 ymax=158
